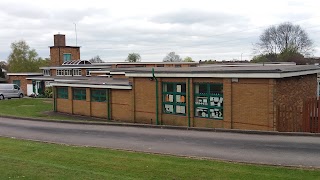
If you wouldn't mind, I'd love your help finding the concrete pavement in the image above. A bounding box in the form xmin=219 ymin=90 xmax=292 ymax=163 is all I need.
xmin=0 ymin=117 xmax=320 ymax=168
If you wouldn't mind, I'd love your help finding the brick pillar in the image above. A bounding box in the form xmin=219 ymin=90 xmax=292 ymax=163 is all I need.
xmin=223 ymin=79 xmax=232 ymax=129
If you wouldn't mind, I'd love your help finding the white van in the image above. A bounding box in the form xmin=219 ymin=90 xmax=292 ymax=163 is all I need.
xmin=0 ymin=84 xmax=24 ymax=100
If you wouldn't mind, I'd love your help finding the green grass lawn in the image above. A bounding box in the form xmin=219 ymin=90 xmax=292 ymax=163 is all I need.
xmin=0 ymin=137 xmax=319 ymax=180
xmin=0 ymin=98 xmax=79 ymax=120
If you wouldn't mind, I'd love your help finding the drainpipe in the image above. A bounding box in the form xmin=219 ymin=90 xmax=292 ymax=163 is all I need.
xmin=53 ymin=86 xmax=57 ymax=112
xmin=187 ymin=78 xmax=191 ymax=127
xmin=152 ymin=68 xmax=159 ymax=125
xmin=108 ymin=89 xmax=111 ymax=120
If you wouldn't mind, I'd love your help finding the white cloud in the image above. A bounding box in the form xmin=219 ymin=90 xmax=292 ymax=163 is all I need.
xmin=0 ymin=0 xmax=320 ymax=62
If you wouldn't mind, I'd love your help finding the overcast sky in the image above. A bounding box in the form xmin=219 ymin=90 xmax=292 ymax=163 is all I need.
xmin=1 ymin=0 xmax=320 ymax=62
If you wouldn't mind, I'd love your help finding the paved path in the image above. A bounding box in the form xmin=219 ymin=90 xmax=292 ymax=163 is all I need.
xmin=0 ymin=117 xmax=320 ymax=168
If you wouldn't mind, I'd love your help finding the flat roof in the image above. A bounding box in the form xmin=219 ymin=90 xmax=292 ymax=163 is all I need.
xmin=40 ymin=61 xmax=198 ymax=69
xmin=29 ymin=76 xmax=132 ymax=89
xmin=7 ymin=73 xmax=43 ymax=76
xmin=124 ymin=65 xmax=320 ymax=78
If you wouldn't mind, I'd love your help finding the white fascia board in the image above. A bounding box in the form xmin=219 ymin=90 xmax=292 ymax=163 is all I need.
xmin=126 ymin=69 xmax=320 ymax=78
xmin=279 ymin=69 xmax=320 ymax=78
xmin=7 ymin=73 xmax=43 ymax=76
xmin=90 ymin=71 xmax=110 ymax=74
xmin=50 ymin=83 xmax=132 ymax=89
xmin=26 ymin=77 xmax=55 ymax=80
xmin=110 ymin=72 xmax=126 ymax=75
xmin=40 ymin=66 xmax=110 ymax=70
xmin=54 ymin=79 xmax=82 ymax=82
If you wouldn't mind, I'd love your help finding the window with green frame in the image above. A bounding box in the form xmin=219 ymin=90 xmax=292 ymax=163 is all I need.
xmin=63 ymin=53 xmax=72 ymax=62
xmin=73 ymin=88 xmax=86 ymax=100
xmin=91 ymin=89 xmax=107 ymax=102
xmin=162 ymin=82 xmax=186 ymax=115
xmin=57 ymin=87 xmax=68 ymax=99
xmin=13 ymin=80 xmax=21 ymax=87
xmin=194 ymin=83 xmax=223 ymax=119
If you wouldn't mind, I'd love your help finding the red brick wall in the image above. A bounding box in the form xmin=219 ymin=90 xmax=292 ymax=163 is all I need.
xmin=275 ymin=74 xmax=317 ymax=108
xmin=111 ymin=89 xmax=132 ymax=122
xmin=8 ymin=75 xmax=31 ymax=95
xmin=50 ymin=47 xmax=80 ymax=66
xmin=231 ymin=79 xmax=274 ymax=131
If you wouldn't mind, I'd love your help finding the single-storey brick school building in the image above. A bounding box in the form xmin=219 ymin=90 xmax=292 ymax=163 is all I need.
xmin=7 ymin=34 xmax=320 ymax=131
xmin=51 ymin=65 xmax=319 ymax=131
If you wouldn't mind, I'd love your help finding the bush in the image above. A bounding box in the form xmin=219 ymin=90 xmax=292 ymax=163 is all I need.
xmin=44 ymin=87 xmax=53 ymax=98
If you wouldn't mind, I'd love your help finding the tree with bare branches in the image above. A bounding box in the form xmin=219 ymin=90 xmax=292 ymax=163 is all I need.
xmin=255 ymin=22 xmax=313 ymax=56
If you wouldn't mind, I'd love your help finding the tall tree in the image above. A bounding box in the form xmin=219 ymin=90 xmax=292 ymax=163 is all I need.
xmin=7 ymin=40 xmax=49 ymax=72
xmin=163 ymin=52 xmax=182 ymax=62
xmin=126 ymin=53 xmax=141 ymax=62
xmin=255 ymin=22 xmax=313 ymax=56
xmin=89 ymin=55 xmax=104 ymax=63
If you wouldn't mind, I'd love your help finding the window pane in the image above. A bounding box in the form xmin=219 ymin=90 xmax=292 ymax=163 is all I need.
xmin=196 ymin=107 xmax=209 ymax=118
xmin=176 ymin=95 xmax=186 ymax=103
xmin=210 ymin=108 xmax=223 ymax=119
xmin=176 ymin=84 xmax=186 ymax=93
xmin=63 ymin=54 xmax=71 ymax=62
xmin=210 ymin=97 xmax=223 ymax=107
xmin=163 ymin=83 xmax=174 ymax=92
xmin=176 ymin=105 xmax=185 ymax=114
xmin=199 ymin=84 xmax=207 ymax=94
xmin=164 ymin=94 xmax=174 ymax=102
xmin=195 ymin=96 xmax=208 ymax=105
xmin=210 ymin=84 xmax=223 ymax=95
xmin=164 ymin=104 xmax=174 ymax=113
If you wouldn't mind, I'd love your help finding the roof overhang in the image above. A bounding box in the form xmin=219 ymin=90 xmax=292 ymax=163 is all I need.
xmin=7 ymin=73 xmax=43 ymax=76
xmin=125 ymin=69 xmax=320 ymax=78
xmin=50 ymin=82 xmax=132 ymax=89
xmin=110 ymin=72 xmax=126 ymax=75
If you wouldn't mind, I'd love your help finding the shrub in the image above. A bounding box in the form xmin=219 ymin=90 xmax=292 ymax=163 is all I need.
xmin=44 ymin=87 xmax=53 ymax=98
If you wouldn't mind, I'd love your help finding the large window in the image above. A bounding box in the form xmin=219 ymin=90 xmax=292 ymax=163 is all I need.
xmin=162 ymin=82 xmax=186 ymax=115
xmin=73 ymin=69 xmax=81 ymax=76
xmin=73 ymin=88 xmax=86 ymax=100
xmin=63 ymin=53 xmax=72 ymax=62
xmin=57 ymin=87 xmax=68 ymax=99
xmin=91 ymin=89 xmax=107 ymax=102
xmin=194 ymin=83 xmax=223 ymax=119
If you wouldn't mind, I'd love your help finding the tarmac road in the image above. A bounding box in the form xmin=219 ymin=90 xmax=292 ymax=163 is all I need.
xmin=0 ymin=117 xmax=320 ymax=168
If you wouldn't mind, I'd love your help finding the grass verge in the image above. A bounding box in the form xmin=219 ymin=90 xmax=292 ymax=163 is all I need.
xmin=0 ymin=98 xmax=79 ymax=120
xmin=0 ymin=137 xmax=319 ymax=180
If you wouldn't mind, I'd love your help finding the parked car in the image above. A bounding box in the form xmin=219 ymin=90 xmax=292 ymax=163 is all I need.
xmin=0 ymin=84 xmax=24 ymax=100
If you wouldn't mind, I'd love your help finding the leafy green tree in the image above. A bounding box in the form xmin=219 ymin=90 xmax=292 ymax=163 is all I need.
xmin=7 ymin=40 xmax=49 ymax=72
xmin=0 ymin=61 xmax=7 ymax=78
xmin=126 ymin=53 xmax=141 ymax=62
xmin=183 ymin=56 xmax=194 ymax=62
xmin=278 ymin=49 xmax=306 ymax=65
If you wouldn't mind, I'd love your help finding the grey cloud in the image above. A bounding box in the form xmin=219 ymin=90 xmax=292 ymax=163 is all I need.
xmin=151 ymin=10 xmax=249 ymax=26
